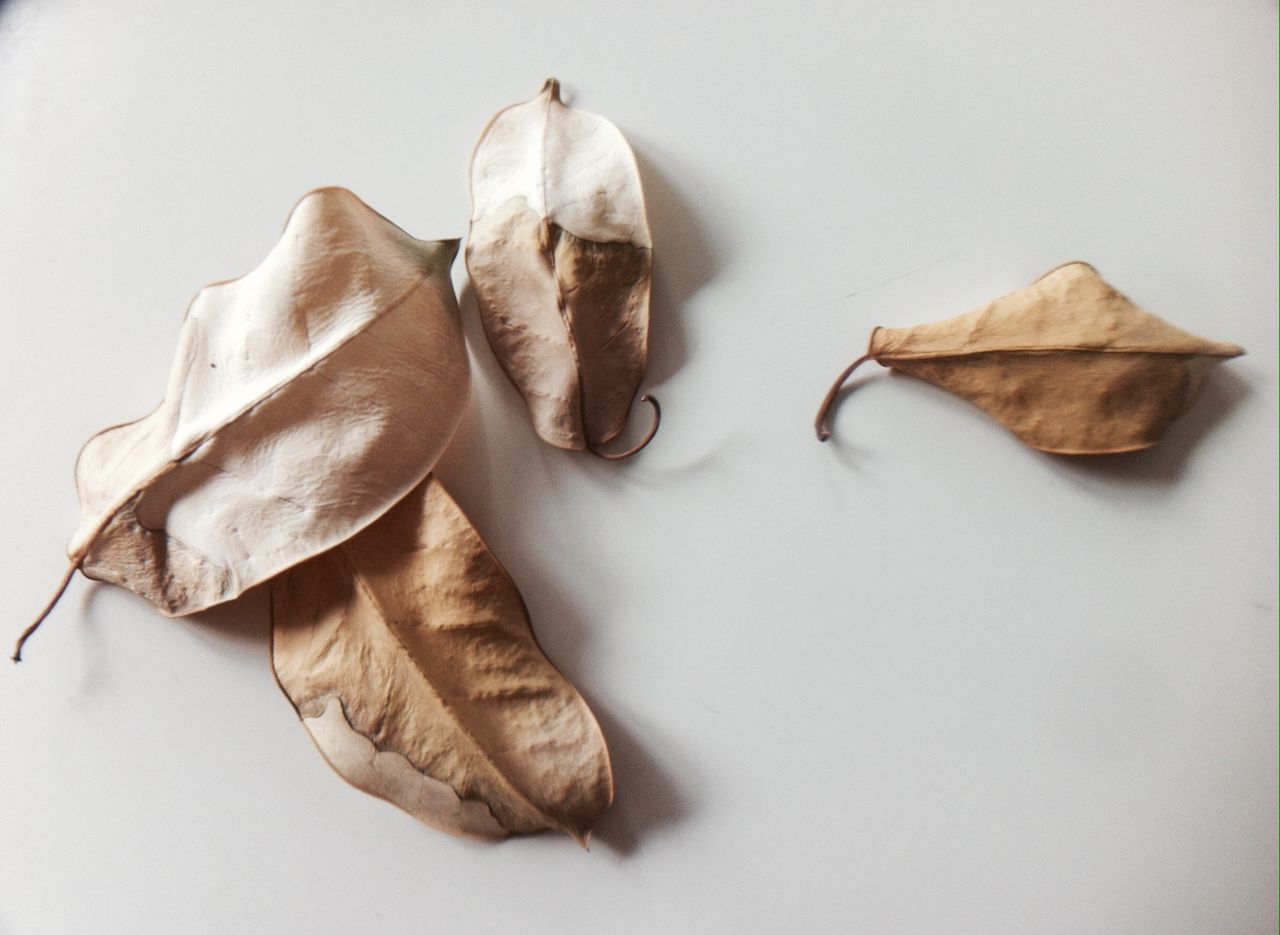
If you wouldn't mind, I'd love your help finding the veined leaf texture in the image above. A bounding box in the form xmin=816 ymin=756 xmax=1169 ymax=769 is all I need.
xmin=16 ymin=188 xmax=469 ymax=659
xmin=467 ymin=78 xmax=659 ymax=459
xmin=815 ymin=262 xmax=1244 ymax=454
xmin=272 ymin=476 xmax=613 ymax=843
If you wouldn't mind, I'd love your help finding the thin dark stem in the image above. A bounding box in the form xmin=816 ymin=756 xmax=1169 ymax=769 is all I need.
xmin=814 ymin=355 xmax=874 ymax=442
xmin=590 ymin=394 xmax=661 ymax=461
xmin=13 ymin=560 xmax=79 ymax=663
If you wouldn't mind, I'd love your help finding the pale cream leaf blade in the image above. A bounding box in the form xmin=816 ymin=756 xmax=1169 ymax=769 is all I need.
xmin=69 ymin=187 xmax=470 ymax=615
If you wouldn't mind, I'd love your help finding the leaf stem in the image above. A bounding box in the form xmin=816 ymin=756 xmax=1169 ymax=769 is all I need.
xmin=814 ymin=355 xmax=874 ymax=442
xmin=12 ymin=559 xmax=80 ymax=663
xmin=590 ymin=394 xmax=660 ymax=461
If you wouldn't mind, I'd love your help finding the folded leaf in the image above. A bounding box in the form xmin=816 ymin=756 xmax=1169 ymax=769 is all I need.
xmin=815 ymin=262 xmax=1244 ymax=454
xmin=271 ymin=476 xmax=613 ymax=843
xmin=16 ymin=188 xmax=468 ymax=660
xmin=466 ymin=78 xmax=658 ymax=458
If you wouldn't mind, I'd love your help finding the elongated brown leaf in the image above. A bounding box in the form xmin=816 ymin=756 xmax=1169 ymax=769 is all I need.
xmin=815 ymin=262 xmax=1244 ymax=454
xmin=16 ymin=188 xmax=468 ymax=660
xmin=271 ymin=476 xmax=613 ymax=843
xmin=466 ymin=78 xmax=659 ymax=459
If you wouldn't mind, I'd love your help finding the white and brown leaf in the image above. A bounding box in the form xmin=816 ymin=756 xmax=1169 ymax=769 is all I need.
xmin=56 ymin=188 xmax=468 ymax=625
xmin=466 ymin=79 xmax=656 ymax=455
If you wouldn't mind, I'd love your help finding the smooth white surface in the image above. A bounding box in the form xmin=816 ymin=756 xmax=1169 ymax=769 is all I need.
xmin=0 ymin=2 xmax=1274 ymax=933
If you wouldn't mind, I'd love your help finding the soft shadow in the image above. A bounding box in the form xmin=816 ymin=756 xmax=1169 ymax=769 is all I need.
xmin=820 ymin=366 xmax=1253 ymax=488
xmin=431 ymin=144 xmax=721 ymax=849
xmin=486 ymin=531 xmax=690 ymax=856
xmin=183 ymin=582 xmax=271 ymax=647
xmin=65 ymin=577 xmax=268 ymax=697
xmin=438 ymin=462 xmax=692 ymax=856
xmin=630 ymin=142 xmax=722 ymax=388
xmin=432 ymin=278 xmax=507 ymax=513
xmin=1043 ymin=367 xmax=1253 ymax=488
xmin=562 ymin=433 xmax=737 ymax=491
xmin=588 ymin=699 xmax=689 ymax=857
xmin=550 ymin=142 xmax=725 ymax=476
xmin=72 ymin=578 xmax=111 ymax=698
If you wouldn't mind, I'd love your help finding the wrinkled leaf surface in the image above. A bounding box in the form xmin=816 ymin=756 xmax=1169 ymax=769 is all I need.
xmin=467 ymin=78 xmax=653 ymax=452
xmin=271 ymin=476 xmax=613 ymax=843
xmin=818 ymin=262 xmax=1243 ymax=454
xmin=73 ymin=188 xmax=469 ymax=614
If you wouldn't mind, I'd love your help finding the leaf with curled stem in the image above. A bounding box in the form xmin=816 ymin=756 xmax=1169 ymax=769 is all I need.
xmin=467 ymin=78 xmax=659 ymax=459
xmin=815 ymin=262 xmax=1244 ymax=455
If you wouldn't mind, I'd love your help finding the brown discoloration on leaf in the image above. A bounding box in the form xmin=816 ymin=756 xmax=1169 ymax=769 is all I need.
xmin=815 ymin=262 xmax=1243 ymax=454
xmin=466 ymin=80 xmax=656 ymax=456
xmin=14 ymin=189 xmax=468 ymax=661
xmin=271 ymin=476 xmax=613 ymax=844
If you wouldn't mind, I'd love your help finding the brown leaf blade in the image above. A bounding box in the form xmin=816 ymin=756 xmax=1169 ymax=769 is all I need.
xmin=271 ymin=476 xmax=613 ymax=843
xmin=466 ymin=79 xmax=657 ymax=456
xmin=816 ymin=262 xmax=1244 ymax=454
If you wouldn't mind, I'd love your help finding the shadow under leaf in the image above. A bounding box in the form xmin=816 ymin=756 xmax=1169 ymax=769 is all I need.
xmin=1044 ymin=366 xmax=1252 ymax=488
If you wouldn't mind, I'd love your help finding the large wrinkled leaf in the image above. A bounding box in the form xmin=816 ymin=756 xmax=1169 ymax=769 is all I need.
xmin=271 ymin=475 xmax=613 ymax=843
xmin=17 ymin=188 xmax=468 ymax=660
xmin=466 ymin=78 xmax=658 ymax=458
xmin=815 ymin=262 xmax=1244 ymax=454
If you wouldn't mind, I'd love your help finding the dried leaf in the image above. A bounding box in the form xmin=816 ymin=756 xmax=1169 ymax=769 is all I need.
xmin=16 ymin=188 xmax=468 ymax=660
xmin=271 ymin=475 xmax=613 ymax=843
xmin=466 ymin=78 xmax=659 ymax=459
xmin=815 ymin=262 xmax=1244 ymax=454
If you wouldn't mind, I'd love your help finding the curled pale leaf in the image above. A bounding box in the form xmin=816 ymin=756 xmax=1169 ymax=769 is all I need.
xmin=15 ymin=188 xmax=468 ymax=661
xmin=466 ymin=78 xmax=659 ymax=459
xmin=271 ymin=476 xmax=613 ymax=843
xmin=815 ymin=262 xmax=1244 ymax=454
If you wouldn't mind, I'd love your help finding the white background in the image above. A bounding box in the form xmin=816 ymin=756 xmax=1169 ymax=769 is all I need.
xmin=0 ymin=2 xmax=1275 ymax=933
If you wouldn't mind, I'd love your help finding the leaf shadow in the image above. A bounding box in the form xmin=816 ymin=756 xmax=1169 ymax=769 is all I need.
xmin=586 ymin=697 xmax=690 ymax=857
xmin=65 ymin=576 xmax=267 ymax=704
xmin=821 ymin=365 xmax=1253 ymax=489
xmin=630 ymin=141 xmax=723 ymax=389
xmin=183 ymin=582 xmax=272 ymax=647
xmin=435 ymin=278 xmax=510 ymax=507
xmin=1039 ymin=366 xmax=1253 ymax=489
xmin=461 ymin=511 xmax=690 ymax=856
xmin=71 ymin=579 xmax=111 ymax=699
xmin=403 ymin=149 xmax=722 ymax=851
xmin=435 ymin=302 xmax=694 ymax=851
xmin=524 ymin=564 xmax=690 ymax=854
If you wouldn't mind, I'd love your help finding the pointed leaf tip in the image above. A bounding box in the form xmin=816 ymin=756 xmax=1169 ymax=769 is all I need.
xmin=272 ymin=477 xmax=613 ymax=842
xmin=816 ymin=264 xmax=1245 ymax=454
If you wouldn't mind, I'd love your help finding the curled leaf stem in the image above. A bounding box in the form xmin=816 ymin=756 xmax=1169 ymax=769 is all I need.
xmin=815 ymin=355 xmax=874 ymax=442
xmin=590 ymin=394 xmax=661 ymax=461
xmin=13 ymin=559 xmax=80 ymax=663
